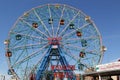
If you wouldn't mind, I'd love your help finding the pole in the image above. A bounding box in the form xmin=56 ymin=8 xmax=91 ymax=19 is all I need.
xmin=98 ymin=74 xmax=101 ymax=80
xmin=81 ymin=74 xmax=83 ymax=80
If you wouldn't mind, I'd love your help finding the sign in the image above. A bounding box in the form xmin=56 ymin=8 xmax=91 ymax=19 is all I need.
xmin=51 ymin=65 xmax=75 ymax=78
xmin=51 ymin=65 xmax=75 ymax=70
xmin=48 ymin=37 xmax=62 ymax=45
xmin=96 ymin=62 xmax=120 ymax=72
xmin=53 ymin=72 xmax=73 ymax=78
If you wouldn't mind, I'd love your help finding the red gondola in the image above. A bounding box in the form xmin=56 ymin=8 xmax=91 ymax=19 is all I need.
xmin=60 ymin=19 xmax=64 ymax=25
xmin=32 ymin=22 xmax=38 ymax=28
xmin=5 ymin=51 xmax=12 ymax=57
xmin=79 ymin=51 xmax=85 ymax=58
xmin=76 ymin=31 xmax=82 ymax=37
xmin=29 ymin=73 xmax=36 ymax=80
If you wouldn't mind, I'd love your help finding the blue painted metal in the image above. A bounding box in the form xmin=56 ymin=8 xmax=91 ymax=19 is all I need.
xmin=36 ymin=45 xmax=75 ymax=80
xmin=36 ymin=46 xmax=52 ymax=80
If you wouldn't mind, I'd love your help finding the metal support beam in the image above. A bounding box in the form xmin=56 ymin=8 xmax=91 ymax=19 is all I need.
xmin=36 ymin=45 xmax=75 ymax=80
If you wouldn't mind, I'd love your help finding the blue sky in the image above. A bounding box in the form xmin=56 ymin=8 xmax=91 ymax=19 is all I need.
xmin=0 ymin=0 xmax=120 ymax=76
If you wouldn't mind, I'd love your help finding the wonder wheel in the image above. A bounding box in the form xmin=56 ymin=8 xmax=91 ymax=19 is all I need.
xmin=4 ymin=4 xmax=104 ymax=80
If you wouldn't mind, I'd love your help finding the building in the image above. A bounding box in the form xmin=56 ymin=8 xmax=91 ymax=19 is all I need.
xmin=0 ymin=74 xmax=5 ymax=80
xmin=84 ymin=61 xmax=120 ymax=80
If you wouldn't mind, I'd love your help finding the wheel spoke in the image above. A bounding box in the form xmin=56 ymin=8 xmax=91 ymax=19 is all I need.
xmin=63 ymin=44 xmax=82 ymax=51
xmin=10 ymin=31 xmax=47 ymax=41
xmin=20 ymin=18 xmax=49 ymax=38
xmin=30 ymin=50 xmax=48 ymax=73
xmin=56 ymin=5 xmax=65 ymax=36
xmin=62 ymin=47 xmax=89 ymax=68
xmin=48 ymin=4 xmax=54 ymax=37
xmin=62 ymin=36 xmax=99 ymax=43
xmin=12 ymin=44 xmax=49 ymax=67
xmin=62 ymin=22 xmax=92 ymax=38
xmin=33 ymin=9 xmax=52 ymax=37
xmin=58 ymin=12 xmax=80 ymax=37
xmin=62 ymin=47 xmax=79 ymax=61
xmin=10 ymin=42 xmax=47 ymax=50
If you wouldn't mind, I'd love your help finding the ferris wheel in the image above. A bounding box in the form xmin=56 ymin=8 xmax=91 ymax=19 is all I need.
xmin=4 ymin=4 xmax=104 ymax=80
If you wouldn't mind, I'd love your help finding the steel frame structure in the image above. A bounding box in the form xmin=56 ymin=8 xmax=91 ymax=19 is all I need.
xmin=36 ymin=45 xmax=75 ymax=80
xmin=4 ymin=4 xmax=103 ymax=80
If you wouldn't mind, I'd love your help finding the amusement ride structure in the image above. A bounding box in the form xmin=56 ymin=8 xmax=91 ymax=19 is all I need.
xmin=4 ymin=4 xmax=105 ymax=80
